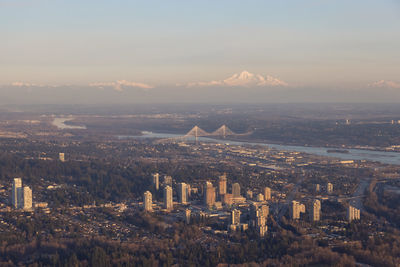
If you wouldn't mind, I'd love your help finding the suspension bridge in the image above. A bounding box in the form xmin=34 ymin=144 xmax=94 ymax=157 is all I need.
xmin=156 ymin=125 xmax=252 ymax=143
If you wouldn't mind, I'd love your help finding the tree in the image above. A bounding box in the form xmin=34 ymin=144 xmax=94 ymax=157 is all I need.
xmin=90 ymin=246 xmax=110 ymax=267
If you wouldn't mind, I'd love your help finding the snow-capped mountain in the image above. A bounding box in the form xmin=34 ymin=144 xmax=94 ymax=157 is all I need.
xmin=187 ymin=71 xmax=288 ymax=87
xmin=368 ymin=80 xmax=400 ymax=89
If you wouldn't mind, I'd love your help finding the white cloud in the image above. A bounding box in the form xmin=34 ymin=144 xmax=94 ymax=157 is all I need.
xmin=89 ymin=80 xmax=154 ymax=91
xmin=368 ymin=80 xmax=400 ymax=89
xmin=11 ymin=82 xmax=46 ymax=87
xmin=187 ymin=71 xmax=289 ymax=88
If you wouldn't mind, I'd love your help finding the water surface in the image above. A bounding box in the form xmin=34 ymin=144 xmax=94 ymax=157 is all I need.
xmin=121 ymin=132 xmax=400 ymax=166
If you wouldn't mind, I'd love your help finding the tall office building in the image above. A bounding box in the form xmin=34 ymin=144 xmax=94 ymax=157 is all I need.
xmin=21 ymin=186 xmax=32 ymax=210
xmin=223 ymin=193 xmax=233 ymax=206
xmin=218 ymin=174 xmax=227 ymax=196
xmin=164 ymin=175 xmax=172 ymax=186
xmin=257 ymin=224 xmax=268 ymax=237
xmin=309 ymin=199 xmax=321 ymax=221
xmin=315 ymin=184 xmax=320 ymax=193
xmin=290 ymin=201 xmax=299 ymax=219
xmin=347 ymin=204 xmax=360 ymax=222
xmin=229 ymin=209 xmax=248 ymax=232
xmin=250 ymin=202 xmax=268 ymax=235
xmin=187 ymin=184 xmax=191 ymax=197
xmin=260 ymin=205 xmax=269 ymax=218
xmin=327 ymin=182 xmax=333 ymax=194
xmin=143 ymin=191 xmax=153 ymax=212
xmin=232 ymin=183 xmax=241 ymax=198
xmin=246 ymin=190 xmax=253 ymax=200
xmin=59 ymin=153 xmax=65 ymax=162
xmin=256 ymin=205 xmax=268 ymax=236
xmin=264 ymin=187 xmax=271 ymax=200
xmin=256 ymin=206 xmax=268 ymax=224
xmin=290 ymin=200 xmax=305 ymax=220
xmin=204 ymin=181 xmax=216 ymax=207
xmin=164 ymin=186 xmax=173 ymax=211
xmin=152 ymin=173 xmax=159 ymax=190
xmin=185 ymin=209 xmax=191 ymax=224
xmin=12 ymin=178 xmax=22 ymax=209
xmin=256 ymin=193 xmax=264 ymax=202
xmin=12 ymin=178 xmax=32 ymax=210
xmin=178 ymin=183 xmax=188 ymax=204
xmin=231 ymin=209 xmax=241 ymax=225
xmin=256 ymin=211 xmax=266 ymax=227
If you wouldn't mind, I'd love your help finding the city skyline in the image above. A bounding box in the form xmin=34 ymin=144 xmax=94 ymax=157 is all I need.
xmin=0 ymin=106 xmax=398 ymax=265
xmin=1 ymin=1 xmax=399 ymax=265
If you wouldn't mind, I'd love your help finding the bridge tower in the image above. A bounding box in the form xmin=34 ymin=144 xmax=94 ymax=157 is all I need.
xmin=194 ymin=125 xmax=199 ymax=144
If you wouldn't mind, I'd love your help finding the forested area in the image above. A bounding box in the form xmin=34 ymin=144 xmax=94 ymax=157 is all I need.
xmin=0 ymin=145 xmax=290 ymax=206
xmin=0 ymin=222 xmax=359 ymax=267
xmin=1 ymin=210 xmax=400 ymax=266
xmin=250 ymin=120 xmax=400 ymax=148
xmin=364 ymin=181 xmax=400 ymax=228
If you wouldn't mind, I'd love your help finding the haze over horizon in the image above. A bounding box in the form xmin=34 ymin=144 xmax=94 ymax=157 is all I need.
xmin=1 ymin=0 xmax=400 ymax=104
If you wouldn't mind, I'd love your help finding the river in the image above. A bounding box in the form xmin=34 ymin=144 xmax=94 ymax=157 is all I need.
xmin=121 ymin=131 xmax=400 ymax=166
xmin=52 ymin=117 xmax=87 ymax=130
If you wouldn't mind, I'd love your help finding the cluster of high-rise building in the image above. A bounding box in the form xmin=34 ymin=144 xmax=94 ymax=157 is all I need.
xmin=205 ymin=177 xmax=265 ymax=208
xmin=11 ymin=178 xmax=32 ymax=211
xmin=144 ymin=173 xmax=273 ymax=236
xmin=228 ymin=209 xmax=248 ymax=232
xmin=250 ymin=202 xmax=269 ymax=236
xmin=314 ymin=182 xmax=333 ymax=194
xmin=227 ymin=201 xmax=269 ymax=235
xmin=290 ymin=200 xmax=306 ymax=220
xmin=291 ymin=199 xmax=321 ymax=222
xmin=289 ymin=182 xmax=333 ymax=222
xmin=146 ymin=174 xmax=187 ymax=212
xmin=143 ymin=173 xmax=358 ymax=237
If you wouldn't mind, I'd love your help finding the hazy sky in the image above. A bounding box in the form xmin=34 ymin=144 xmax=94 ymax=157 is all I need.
xmin=1 ymin=0 xmax=399 ymax=103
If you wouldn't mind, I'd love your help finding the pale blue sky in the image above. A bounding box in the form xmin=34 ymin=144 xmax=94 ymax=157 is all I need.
xmin=1 ymin=0 xmax=399 ymax=89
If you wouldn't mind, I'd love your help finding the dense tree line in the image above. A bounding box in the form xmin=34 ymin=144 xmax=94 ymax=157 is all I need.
xmin=249 ymin=120 xmax=400 ymax=148
xmin=0 ymin=225 xmax=361 ymax=267
xmin=364 ymin=183 xmax=400 ymax=228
